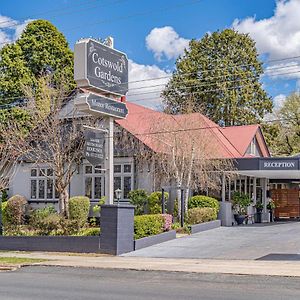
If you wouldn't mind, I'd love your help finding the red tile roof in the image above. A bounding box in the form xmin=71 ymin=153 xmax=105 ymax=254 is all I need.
xmin=116 ymin=101 xmax=270 ymax=159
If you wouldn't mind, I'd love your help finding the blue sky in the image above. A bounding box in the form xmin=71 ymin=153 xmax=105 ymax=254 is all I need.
xmin=1 ymin=0 xmax=300 ymax=109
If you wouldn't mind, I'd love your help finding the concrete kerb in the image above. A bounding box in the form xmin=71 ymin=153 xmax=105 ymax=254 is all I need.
xmin=1 ymin=253 xmax=300 ymax=277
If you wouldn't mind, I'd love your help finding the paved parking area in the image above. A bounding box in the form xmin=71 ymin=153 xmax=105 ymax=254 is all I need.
xmin=125 ymin=222 xmax=300 ymax=260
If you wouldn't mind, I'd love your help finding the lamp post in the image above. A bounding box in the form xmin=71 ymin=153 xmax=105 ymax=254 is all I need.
xmin=115 ymin=188 xmax=122 ymax=205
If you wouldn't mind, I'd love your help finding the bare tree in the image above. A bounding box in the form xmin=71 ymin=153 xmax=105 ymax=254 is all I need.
xmin=15 ymin=77 xmax=94 ymax=216
xmin=116 ymin=107 xmax=234 ymax=218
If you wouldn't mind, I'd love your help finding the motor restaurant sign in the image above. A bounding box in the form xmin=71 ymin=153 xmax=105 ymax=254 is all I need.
xmin=74 ymin=92 xmax=128 ymax=119
xmin=74 ymin=38 xmax=128 ymax=96
xmin=84 ymin=130 xmax=105 ymax=166
xmin=259 ymin=159 xmax=299 ymax=170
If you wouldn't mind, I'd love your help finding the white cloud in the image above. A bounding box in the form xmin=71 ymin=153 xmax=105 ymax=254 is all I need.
xmin=127 ymin=59 xmax=170 ymax=109
xmin=233 ymin=0 xmax=300 ymax=60
xmin=265 ymin=61 xmax=300 ymax=80
xmin=273 ymin=93 xmax=286 ymax=109
xmin=0 ymin=14 xmax=31 ymax=48
xmin=146 ymin=26 xmax=189 ymax=61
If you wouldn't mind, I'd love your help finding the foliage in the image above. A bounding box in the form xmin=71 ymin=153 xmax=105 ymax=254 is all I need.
xmin=148 ymin=191 xmax=169 ymax=214
xmin=0 ymin=20 xmax=75 ymax=105
xmin=188 ymin=195 xmax=220 ymax=213
xmin=1 ymin=189 xmax=8 ymax=202
xmin=5 ymin=195 xmax=27 ymax=225
xmin=1 ymin=201 xmax=8 ymax=226
xmin=29 ymin=205 xmax=60 ymax=235
xmin=232 ymin=192 xmax=251 ymax=215
xmin=69 ymin=196 xmax=90 ymax=229
xmin=128 ymin=189 xmax=148 ymax=215
xmin=186 ymin=207 xmax=217 ymax=225
xmin=92 ymin=197 xmax=106 ymax=216
xmin=134 ymin=214 xmax=164 ymax=239
xmin=262 ymin=93 xmax=300 ymax=156
xmin=267 ymin=199 xmax=276 ymax=210
xmin=76 ymin=227 xmax=100 ymax=236
xmin=162 ymin=29 xmax=272 ymax=126
xmin=255 ymin=202 xmax=264 ymax=210
xmin=161 ymin=214 xmax=173 ymax=231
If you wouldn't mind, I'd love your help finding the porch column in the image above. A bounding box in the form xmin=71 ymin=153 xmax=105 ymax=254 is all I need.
xmin=244 ymin=177 xmax=247 ymax=194
xmin=228 ymin=178 xmax=231 ymax=202
xmin=263 ymin=178 xmax=268 ymax=213
xmin=234 ymin=179 xmax=237 ymax=192
xmin=253 ymin=177 xmax=257 ymax=205
xmin=222 ymin=173 xmax=226 ymax=202
xmin=239 ymin=178 xmax=242 ymax=193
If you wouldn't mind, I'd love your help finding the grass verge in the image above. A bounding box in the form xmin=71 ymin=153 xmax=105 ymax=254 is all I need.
xmin=0 ymin=257 xmax=47 ymax=265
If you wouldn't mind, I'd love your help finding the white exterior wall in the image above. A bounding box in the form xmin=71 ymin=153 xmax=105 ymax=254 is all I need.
xmin=9 ymin=163 xmax=35 ymax=199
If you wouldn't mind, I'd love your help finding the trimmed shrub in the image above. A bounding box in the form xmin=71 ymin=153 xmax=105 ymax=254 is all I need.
xmin=148 ymin=191 xmax=169 ymax=214
xmin=134 ymin=214 xmax=164 ymax=239
xmin=186 ymin=207 xmax=217 ymax=225
xmin=161 ymin=214 xmax=172 ymax=231
xmin=5 ymin=195 xmax=27 ymax=225
xmin=69 ymin=196 xmax=90 ymax=229
xmin=188 ymin=196 xmax=220 ymax=213
xmin=128 ymin=189 xmax=148 ymax=215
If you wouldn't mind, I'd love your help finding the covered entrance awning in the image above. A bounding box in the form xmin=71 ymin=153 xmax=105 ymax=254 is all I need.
xmin=235 ymin=157 xmax=300 ymax=179
xmin=234 ymin=157 xmax=300 ymax=220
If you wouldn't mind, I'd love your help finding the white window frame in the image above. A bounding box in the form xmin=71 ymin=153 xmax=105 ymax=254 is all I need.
xmin=30 ymin=167 xmax=58 ymax=201
xmin=83 ymin=161 xmax=134 ymax=202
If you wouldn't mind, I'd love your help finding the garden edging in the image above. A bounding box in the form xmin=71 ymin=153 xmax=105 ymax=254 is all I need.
xmin=134 ymin=230 xmax=176 ymax=250
xmin=189 ymin=220 xmax=221 ymax=234
xmin=0 ymin=236 xmax=101 ymax=253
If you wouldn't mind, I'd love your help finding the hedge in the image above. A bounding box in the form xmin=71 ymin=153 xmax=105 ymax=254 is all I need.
xmin=69 ymin=196 xmax=90 ymax=229
xmin=188 ymin=195 xmax=220 ymax=213
xmin=186 ymin=207 xmax=217 ymax=225
xmin=134 ymin=214 xmax=164 ymax=240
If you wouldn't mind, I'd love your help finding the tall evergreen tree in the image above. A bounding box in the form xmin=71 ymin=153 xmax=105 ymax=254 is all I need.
xmin=162 ymin=29 xmax=272 ymax=126
xmin=0 ymin=20 xmax=75 ymax=105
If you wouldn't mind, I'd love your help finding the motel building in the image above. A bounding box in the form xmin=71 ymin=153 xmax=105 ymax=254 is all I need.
xmin=8 ymin=92 xmax=300 ymax=225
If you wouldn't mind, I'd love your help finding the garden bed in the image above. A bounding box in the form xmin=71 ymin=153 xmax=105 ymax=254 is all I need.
xmin=0 ymin=236 xmax=101 ymax=253
xmin=134 ymin=230 xmax=176 ymax=251
xmin=189 ymin=220 xmax=221 ymax=234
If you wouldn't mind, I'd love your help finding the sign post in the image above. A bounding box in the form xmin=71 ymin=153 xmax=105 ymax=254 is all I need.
xmin=74 ymin=37 xmax=128 ymax=205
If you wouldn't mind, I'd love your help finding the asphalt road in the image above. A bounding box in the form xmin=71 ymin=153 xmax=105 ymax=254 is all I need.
xmin=0 ymin=266 xmax=299 ymax=300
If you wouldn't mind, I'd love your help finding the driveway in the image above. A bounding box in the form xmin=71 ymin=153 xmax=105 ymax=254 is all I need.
xmin=125 ymin=222 xmax=300 ymax=260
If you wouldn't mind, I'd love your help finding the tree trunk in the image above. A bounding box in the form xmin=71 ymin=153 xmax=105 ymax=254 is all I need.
xmin=176 ymin=188 xmax=181 ymax=220
xmin=59 ymin=187 xmax=69 ymax=217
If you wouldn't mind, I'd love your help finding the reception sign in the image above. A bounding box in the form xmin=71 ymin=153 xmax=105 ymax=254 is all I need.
xmin=74 ymin=38 xmax=128 ymax=96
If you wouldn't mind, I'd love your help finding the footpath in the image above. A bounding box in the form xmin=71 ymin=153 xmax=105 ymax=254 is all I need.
xmin=0 ymin=251 xmax=300 ymax=277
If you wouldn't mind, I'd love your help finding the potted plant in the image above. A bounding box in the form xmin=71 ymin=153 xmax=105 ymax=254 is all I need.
xmin=232 ymin=192 xmax=251 ymax=225
xmin=255 ymin=202 xmax=264 ymax=223
xmin=267 ymin=199 xmax=276 ymax=222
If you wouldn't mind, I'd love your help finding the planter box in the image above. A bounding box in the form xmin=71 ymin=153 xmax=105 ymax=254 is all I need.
xmin=190 ymin=220 xmax=221 ymax=234
xmin=0 ymin=236 xmax=101 ymax=253
xmin=134 ymin=230 xmax=176 ymax=251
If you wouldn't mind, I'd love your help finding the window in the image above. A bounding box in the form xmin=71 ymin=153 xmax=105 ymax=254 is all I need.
xmin=246 ymin=138 xmax=262 ymax=157
xmin=84 ymin=162 xmax=133 ymax=201
xmin=84 ymin=165 xmax=105 ymax=201
xmin=30 ymin=167 xmax=57 ymax=201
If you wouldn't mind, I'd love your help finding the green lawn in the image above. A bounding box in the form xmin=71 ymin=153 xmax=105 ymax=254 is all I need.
xmin=0 ymin=257 xmax=47 ymax=265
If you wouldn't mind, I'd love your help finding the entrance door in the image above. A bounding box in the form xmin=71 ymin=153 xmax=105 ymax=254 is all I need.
xmin=270 ymin=189 xmax=300 ymax=219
